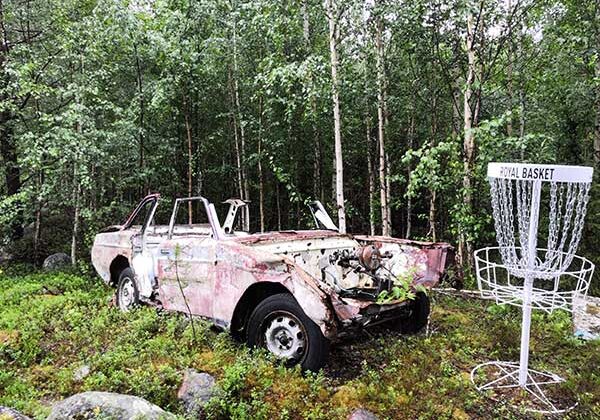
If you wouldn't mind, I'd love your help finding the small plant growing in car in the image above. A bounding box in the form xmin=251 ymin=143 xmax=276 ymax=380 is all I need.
xmin=376 ymin=269 xmax=427 ymax=304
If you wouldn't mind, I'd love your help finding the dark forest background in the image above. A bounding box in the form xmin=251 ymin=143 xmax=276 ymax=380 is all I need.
xmin=1 ymin=0 xmax=599 ymax=288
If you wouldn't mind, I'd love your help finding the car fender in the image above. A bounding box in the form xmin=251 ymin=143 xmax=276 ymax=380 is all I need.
xmin=213 ymin=241 xmax=337 ymax=339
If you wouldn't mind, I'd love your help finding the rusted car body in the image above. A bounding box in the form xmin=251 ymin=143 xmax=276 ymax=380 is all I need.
xmin=91 ymin=194 xmax=454 ymax=369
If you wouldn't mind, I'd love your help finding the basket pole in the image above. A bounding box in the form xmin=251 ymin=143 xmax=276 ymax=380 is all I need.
xmin=518 ymin=180 xmax=542 ymax=386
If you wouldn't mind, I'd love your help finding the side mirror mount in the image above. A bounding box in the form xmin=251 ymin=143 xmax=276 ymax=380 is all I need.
xmin=222 ymin=198 xmax=249 ymax=234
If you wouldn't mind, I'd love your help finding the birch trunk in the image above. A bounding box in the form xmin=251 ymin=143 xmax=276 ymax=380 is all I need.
xmin=70 ymin=184 xmax=81 ymax=266
xmin=33 ymin=171 xmax=43 ymax=265
xmin=134 ymin=43 xmax=145 ymax=178
xmin=429 ymin=94 xmax=438 ymax=241
xmin=71 ymin=125 xmax=81 ymax=266
xmin=366 ymin=116 xmax=376 ymax=236
xmin=429 ymin=190 xmax=437 ymax=242
xmin=519 ymin=83 xmax=526 ymax=159
xmin=506 ymin=0 xmax=514 ymax=137
xmin=595 ymin=8 xmax=600 ymax=165
xmin=196 ymin=136 xmax=203 ymax=196
xmin=451 ymin=69 xmax=462 ymax=137
xmin=406 ymin=113 xmax=415 ymax=239
xmin=518 ymin=26 xmax=526 ymax=159
xmin=385 ymin=151 xmax=391 ymax=231
xmin=302 ymin=0 xmax=322 ymax=201
xmin=34 ymin=203 xmax=42 ymax=263
xmin=184 ymin=96 xmax=193 ymax=224
xmin=71 ymin=55 xmax=84 ymax=266
xmin=375 ymin=8 xmax=390 ymax=236
xmin=258 ymin=97 xmax=265 ymax=233
xmin=276 ymin=182 xmax=282 ymax=231
xmin=464 ymin=10 xmax=476 ymax=185
xmin=326 ymin=0 xmax=346 ymax=233
xmin=228 ymin=68 xmax=245 ymax=226
xmin=71 ymin=173 xmax=81 ymax=266
xmin=232 ymin=16 xmax=250 ymax=231
xmin=461 ymin=7 xmax=477 ymax=266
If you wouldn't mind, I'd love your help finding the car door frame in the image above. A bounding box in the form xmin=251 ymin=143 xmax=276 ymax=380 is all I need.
xmin=167 ymin=196 xmax=225 ymax=239
xmin=126 ymin=194 xmax=160 ymax=298
xmin=155 ymin=196 xmax=224 ymax=318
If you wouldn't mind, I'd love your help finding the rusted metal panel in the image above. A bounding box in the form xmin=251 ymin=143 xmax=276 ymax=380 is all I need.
xmin=234 ymin=229 xmax=346 ymax=245
xmin=91 ymin=230 xmax=136 ymax=284
xmin=355 ymin=235 xmax=453 ymax=287
xmin=151 ymin=237 xmax=337 ymax=338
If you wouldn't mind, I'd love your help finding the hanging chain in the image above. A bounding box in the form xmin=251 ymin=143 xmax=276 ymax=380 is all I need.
xmin=489 ymin=176 xmax=592 ymax=277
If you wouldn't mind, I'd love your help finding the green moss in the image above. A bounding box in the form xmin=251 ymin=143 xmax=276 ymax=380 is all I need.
xmin=0 ymin=269 xmax=599 ymax=419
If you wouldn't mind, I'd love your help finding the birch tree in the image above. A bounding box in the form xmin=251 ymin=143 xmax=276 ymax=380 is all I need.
xmin=326 ymin=0 xmax=346 ymax=233
xmin=374 ymin=1 xmax=391 ymax=236
xmin=461 ymin=3 xmax=478 ymax=261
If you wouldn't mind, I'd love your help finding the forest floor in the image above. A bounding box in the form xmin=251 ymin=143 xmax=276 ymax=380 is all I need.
xmin=0 ymin=266 xmax=599 ymax=419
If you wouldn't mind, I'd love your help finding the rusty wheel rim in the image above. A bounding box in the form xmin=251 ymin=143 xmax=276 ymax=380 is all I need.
xmin=261 ymin=310 xmax=307 ymax=362
xmin=118 ymin=277 xmax=135 ymax=311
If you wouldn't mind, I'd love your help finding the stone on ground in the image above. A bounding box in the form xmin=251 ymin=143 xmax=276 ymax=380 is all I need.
xmin=0 ymin=406 xmax=32 ymax=420
xmin=72 ymin=364 xmax=91 ymax=382
xmin=177 ymin=369 xmax=217 ymax=416
xmin=46 ymin=391 xmax=176 ymax=420
xmin=573 ymin=294 xmax=600 ymax=340
xmin=348 ymin=408 xmax=379 ymax=420
xmin=42 ymin=253 xmax=71 ymax=270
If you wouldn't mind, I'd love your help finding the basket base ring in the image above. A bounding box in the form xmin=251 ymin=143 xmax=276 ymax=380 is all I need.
xmin=470 ymin=361 xmax=577 ymax=414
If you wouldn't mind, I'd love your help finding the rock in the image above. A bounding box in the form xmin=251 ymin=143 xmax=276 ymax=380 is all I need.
xmin=0 ymin=247 xmax=12 ymax=265
xmin=177 ymin=369 xmax=217 ymax=416
xmin=0 ymin=406 xmax=32 ymax=420
xmin=348 ymin=408 xmax=379 ymax=420
xmin=573 ymin=294 xmax=600 ymax=340
xmin=42 ymin=253 xmax=71 ymax=270
xmin=72 ymin=364 xmax=91 ymax=382
xmin=46 ymin=391 xmax=176 ymax=420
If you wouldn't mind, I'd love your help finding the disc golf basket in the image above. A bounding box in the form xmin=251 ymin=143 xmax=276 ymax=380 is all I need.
xmin=471 ymin=162 xmax=595 ymax=414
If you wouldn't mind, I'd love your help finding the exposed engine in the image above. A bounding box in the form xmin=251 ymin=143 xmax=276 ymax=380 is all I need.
xmin=320 ymin=245 xmax=404 ymax=299
xmin=255 ymin=237 xmax=429 ymax=300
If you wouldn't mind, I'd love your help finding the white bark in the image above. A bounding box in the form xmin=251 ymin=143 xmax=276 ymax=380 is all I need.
xmin=429 ymin=190 xmax=437 ymax=242
xmin=375 ymin=8 xmax=390 ymax=236
xmin=506 ymin=0 xmax=514 ymax=137
xmin=461 ymin=6 xmax=477 ymax=266
xmin=303 ymin=0 xmax=322 ymax=202
xmin=595 ymin=7 xmax=600 ymax=165
xmin=406 ymin=113 xmax=415 ymax=239
xmin=326 ymin=0 xmax=346 ymax=233
xmin=258 ymin=97 xmax=265 ymax=233
xmin=183 ymin=96 xmax=193 ymax=224
xmin=366 ymin=116 xmax=376 ymax=236
xmin=71 ymin=176 xmax=80 ymax=266
xmin=231 ymin=16 xmax=249 ymax=231
xmin=71 ymin=55 xmax=83 ymax=266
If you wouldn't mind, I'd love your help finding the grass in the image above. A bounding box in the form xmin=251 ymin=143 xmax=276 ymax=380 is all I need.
xmin=0 ymin=266 xmax=599 ymax=419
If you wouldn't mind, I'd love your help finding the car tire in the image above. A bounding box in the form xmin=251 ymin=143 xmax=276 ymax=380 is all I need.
xmin=388 ymin=292 xmax=430 ymax=334
xmin=246 ymin=293 xmax=329 ymax=372
xmin=116 ymin=268 xmax=140 ymax=312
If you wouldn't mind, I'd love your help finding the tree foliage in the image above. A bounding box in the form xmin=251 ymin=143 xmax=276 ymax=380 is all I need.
xmin=0 ymin=0 xmax=598 ymax=286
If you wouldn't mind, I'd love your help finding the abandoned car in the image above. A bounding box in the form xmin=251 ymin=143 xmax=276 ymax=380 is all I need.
xmin=91 ymin=194 xmax=454 ymax=371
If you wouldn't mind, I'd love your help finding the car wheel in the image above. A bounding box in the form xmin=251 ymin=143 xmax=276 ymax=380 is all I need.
xmin=246 ymin=293 xmax=329 ymax=372
xmin=116 ymin=268 xmax=140 ymax=312
xmin=388 ymin=292 xmax=430 ymax=334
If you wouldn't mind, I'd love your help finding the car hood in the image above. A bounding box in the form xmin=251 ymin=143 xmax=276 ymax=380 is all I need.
xmin=233 ymin=230 xmax=352 ymax=246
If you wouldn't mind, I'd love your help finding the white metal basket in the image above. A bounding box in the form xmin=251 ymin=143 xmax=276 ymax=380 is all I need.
xmin=471 ymin=162 xmax=595 ymax=414
xmin=474 ymin=246 xmax=594 ymax=313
